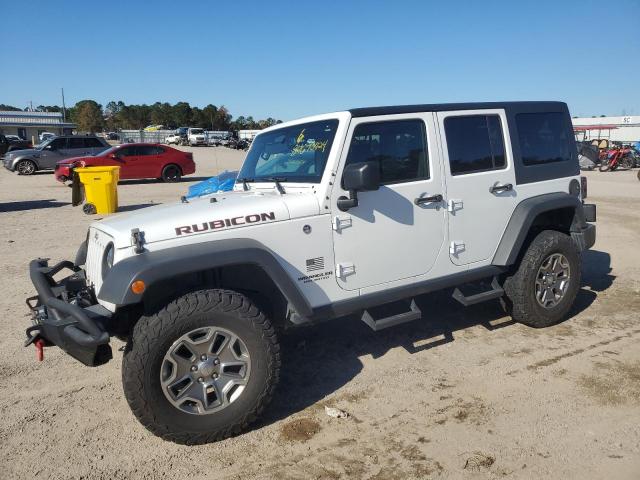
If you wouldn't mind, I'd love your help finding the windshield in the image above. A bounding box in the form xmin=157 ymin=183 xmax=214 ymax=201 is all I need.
xmin=36 ymin=138 xmax=53 ymax=150
xmin=239 ymin=119 xmax=339 ymax=183
xmin=190 ymin=129 xmax=204 ymax=135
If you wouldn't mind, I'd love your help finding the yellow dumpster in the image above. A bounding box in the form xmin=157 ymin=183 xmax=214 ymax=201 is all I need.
xmin=74 ymin=166 xmax=120 ymax=215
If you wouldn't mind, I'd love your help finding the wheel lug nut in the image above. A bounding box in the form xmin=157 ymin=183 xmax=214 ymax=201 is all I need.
xmin=200 ymin=354 xmax=207 ymax=361
xmin=190 ymin=365 xmax=197 ymax=372
xmin=212 ymin=373 xmax=218 ymax=379
xmin=213 ymin=358 xmax=220 ymax=365
xmin=197 ymin=377 xmax=204 ymax=383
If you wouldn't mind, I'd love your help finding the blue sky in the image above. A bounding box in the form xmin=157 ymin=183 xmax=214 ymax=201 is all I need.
xmin=1 ymin=0 xmax=638 ymax=120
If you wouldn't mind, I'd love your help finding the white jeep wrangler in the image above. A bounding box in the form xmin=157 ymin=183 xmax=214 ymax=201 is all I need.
xmin=26 ymin=102 xmax=596 ymax=444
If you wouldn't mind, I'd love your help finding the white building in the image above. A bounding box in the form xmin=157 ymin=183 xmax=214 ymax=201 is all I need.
xmin=572 ymin=115 xmax=640 ymax=143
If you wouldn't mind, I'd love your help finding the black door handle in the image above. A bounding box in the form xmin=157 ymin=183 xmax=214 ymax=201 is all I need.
xmin=489 ymin=183 xmax=513 ymax=194
xmin=414 ymin=194 xmax=443 ymax=205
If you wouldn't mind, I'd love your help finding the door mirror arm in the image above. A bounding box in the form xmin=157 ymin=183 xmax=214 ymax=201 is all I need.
xmin=337 ymin=191 xmax=358 ymax=212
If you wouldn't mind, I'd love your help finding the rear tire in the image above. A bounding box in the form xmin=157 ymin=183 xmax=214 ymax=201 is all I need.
xmin=122 ymin=289 xmax=280 ymax=445
xmin=503 ymin=230 xmax=581 ymax=328
xmin=16 ymin=159 xmax=37 ymax=175
xmin=161 ymin=164 xmax=182 ymax=182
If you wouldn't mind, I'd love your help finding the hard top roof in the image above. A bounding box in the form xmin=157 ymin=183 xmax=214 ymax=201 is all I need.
xmin=349 ymin=101 xmax=568 ymax=118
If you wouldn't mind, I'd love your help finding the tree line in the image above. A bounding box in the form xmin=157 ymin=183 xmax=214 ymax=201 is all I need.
xmin=0 ymin=101 xmax=282 ymax=132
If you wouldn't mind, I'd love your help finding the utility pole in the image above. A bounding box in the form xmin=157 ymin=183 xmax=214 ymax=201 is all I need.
xmin=61 ymin=88 xmax=66 ymax=122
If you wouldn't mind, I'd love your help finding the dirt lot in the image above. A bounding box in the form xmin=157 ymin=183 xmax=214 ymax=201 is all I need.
xmin=0 ymin=148 xmax=639 ymax=479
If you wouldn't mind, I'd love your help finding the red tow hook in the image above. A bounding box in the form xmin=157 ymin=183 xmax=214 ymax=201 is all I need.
xmin=35 ymin=339 xmax=45 ymax=362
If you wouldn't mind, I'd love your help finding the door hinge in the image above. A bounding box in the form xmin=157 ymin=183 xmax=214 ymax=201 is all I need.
xmin=336 ymin=262 xmax=356 ymax=279
xmin=449 ymin=241 xmax=465 ymax=256
xmin=332 ymin=215 xmax=352 ymax=232
xmin=447 ymin=199 xmax=463 ymax=213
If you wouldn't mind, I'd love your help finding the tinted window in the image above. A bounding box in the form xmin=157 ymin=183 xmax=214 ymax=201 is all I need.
xmin=445 ymin=115 xmax=505 ymax=175
xmin=345 ymin=120 xmax=429 ymax=184
xmin=85 ymin=138 xmax=104 ymax=148
xmin=137 ymin=145 xmax=161 ymax=156
xmin=516 ymin=112 xmax=572 ymax=166
xmin=67 ymin=137 xmax=87 ymax=149
xmin=116 ymin=146 xmax=136 ymax=157
xmin=49 ymin=138 xmax=67 ymax=150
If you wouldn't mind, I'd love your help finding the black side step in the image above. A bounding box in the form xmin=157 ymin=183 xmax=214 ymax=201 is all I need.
xmin=452 ymin=276 xmax=504 ymax=307
xmin=361 ymin=299 xmax=422 ymax=331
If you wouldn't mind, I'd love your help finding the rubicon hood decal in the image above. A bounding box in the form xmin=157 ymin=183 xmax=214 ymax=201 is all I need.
xmin=175 ymin=211 xmax=276 ymax=236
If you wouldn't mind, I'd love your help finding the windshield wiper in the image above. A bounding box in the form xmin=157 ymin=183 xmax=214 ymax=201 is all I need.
xmin=237 ymin=177 xmax=253 ymax=191
xmin=265 ymin=176 xmax=287 ymax=194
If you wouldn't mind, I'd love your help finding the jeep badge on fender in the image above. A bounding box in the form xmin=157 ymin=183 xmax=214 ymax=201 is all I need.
xmin=23 ymin=102 xmax=596 ymax=444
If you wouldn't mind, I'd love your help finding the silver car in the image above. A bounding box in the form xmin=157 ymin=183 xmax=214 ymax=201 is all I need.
xmin=2 ymin=135 xmax=110 ymax=175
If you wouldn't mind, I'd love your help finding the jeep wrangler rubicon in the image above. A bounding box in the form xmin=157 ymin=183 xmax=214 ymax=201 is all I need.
xmin=25 ymin=102 xmax=596 ymax=444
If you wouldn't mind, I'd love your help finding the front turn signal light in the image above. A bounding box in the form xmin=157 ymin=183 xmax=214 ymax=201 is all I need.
xmin=131 ymin=280 xmax=146 ymax=295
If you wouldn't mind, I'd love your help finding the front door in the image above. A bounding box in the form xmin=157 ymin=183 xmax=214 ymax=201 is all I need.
xmin=107 ymin=146 xmax=139 ymax=179
xmin=39 ymin=137 xmax=67 ymax=169
xmin=331 ymin=114 xmax=446 ymax=291
xmin=436 ymin=109 xmax=518 ymax=266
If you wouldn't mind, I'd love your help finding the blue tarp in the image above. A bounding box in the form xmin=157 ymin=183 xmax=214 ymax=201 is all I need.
xmin=186 ymin=170 xmax=238 ymax=199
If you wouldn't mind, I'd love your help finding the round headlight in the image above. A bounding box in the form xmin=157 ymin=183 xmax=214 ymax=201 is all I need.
xmin=102 ymin=242 xmax=114 ymax=279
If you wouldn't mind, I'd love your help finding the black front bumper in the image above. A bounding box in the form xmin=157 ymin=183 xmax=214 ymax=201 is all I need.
xmin=26 ymin=259 xmax=112 ymax=366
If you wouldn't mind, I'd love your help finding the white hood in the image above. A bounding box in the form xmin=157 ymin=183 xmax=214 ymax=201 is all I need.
xmin=94 ymin=189 xmax=320 ymax=248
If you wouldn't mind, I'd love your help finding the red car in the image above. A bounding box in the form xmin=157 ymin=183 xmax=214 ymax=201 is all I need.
xmin=55 ymin=143 xmax=196 ymax=183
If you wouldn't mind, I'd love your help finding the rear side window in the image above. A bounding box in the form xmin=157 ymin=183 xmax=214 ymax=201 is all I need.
xmin=444 ymin=115 xmax=506 ymax=175
xmin=67 ymin=137 xmax=86 ymax=149
xmin=137 ymin=146 xmax=163 ymax=155
xmin=85 ymin=138 xmax=104 ymax=148
xmin=345 ymin=119 xmax=429 ymax=184
xmin=516 ymin=112 xmax=571 ymax=166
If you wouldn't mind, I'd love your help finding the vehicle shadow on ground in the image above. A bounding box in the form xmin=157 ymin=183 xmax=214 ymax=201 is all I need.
xmin=118 ymin=176 xmax=212 ymax=186
xmin=258 ymin=249 xmax=614 ymax=430
xmin=117 ymin=203 xmax=157 ymax=212
xmin=0 ymin=199 xmax=70 ymax=212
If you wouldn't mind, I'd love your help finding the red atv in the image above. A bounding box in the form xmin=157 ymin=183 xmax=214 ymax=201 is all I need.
xmin=599 ymin=146 xmax=636 ymax=172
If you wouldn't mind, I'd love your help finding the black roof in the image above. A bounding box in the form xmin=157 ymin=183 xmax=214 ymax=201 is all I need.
xmin=349 ymin=101 xmax=568 ymax=118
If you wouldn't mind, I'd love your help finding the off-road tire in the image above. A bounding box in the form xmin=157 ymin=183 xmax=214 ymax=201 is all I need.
xmin=502 ymin=230 xmax=581 ymax=328
xmin=122 ymin=289 xmax=280 ymax=445
xmin=16 ymin=159 xmax=37 ymax=175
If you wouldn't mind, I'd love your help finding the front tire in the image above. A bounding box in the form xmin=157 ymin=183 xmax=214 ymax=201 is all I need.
xmin=503 ymin=230 xmax=581 ymax=328
xmin=122 ymin=289 xmax=280 ymax=445
xmin=16 ymin=159 xmax=37 ymax=175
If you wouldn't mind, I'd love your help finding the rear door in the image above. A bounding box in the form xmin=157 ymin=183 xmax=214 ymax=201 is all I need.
xmin=65 ymin=137 xmax=91 ymax=159
xmin=134 ymin=145 xmax=163 ymax=178
xmin=331 ymin=113 xmax=446 ymax=291
xmin=436 ymin=109 xmax=517 ymax=266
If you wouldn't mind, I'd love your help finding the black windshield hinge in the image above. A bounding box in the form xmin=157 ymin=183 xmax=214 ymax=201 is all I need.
xmin=131 ymin=228 xmax=146 ymax=254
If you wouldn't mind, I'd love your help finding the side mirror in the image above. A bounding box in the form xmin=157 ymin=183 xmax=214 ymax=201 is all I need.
xmin=338 ymin=161 xmax=380 ymax=211
xmin=109 ymin=153 xmax=117 ymax=159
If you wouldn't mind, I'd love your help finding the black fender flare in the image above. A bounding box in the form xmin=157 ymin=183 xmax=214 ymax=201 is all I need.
xmin=98 ymin=238 xmax=313 ymax=317
xmin=492 ymin=192 xmax=587 ymax=266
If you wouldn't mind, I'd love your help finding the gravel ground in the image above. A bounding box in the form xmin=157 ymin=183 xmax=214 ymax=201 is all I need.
xmin=0 ymin=148 xmax=639 ymax=480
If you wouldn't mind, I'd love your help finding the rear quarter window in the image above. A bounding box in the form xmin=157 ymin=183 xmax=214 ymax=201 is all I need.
xmin=516 ymin=112 xmax=572 ymax=166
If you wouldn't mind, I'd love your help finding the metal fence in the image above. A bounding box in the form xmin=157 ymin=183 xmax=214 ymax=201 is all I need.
xmin=119 ymin=130 xmax=174 ymax=144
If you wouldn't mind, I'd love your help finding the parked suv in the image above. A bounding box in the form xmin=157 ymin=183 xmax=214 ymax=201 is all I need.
xmin=0 ymin=134 xmax=32 ymax=157
xmin=24 ymin=102 xmax=595 ymax=444
xmin=3 ymin=135 xmax=109 ymax=175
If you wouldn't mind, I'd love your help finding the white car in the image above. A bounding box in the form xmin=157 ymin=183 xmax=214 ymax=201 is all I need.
xmin=39 ymin=132 xmax=56 ymax=141
xmin=187 ymin=128 xmax=207 ymax=146
xmin=24 ymin=101 xmax=596 ymax=445
xmin=165 ymin=133 xmax=181 ymax=145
